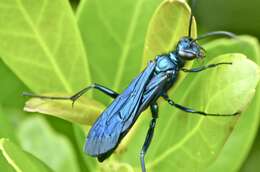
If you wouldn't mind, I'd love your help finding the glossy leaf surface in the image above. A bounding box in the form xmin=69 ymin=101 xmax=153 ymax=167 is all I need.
xmin=17 ymin=117 xmax=80 ymax=172
xmin=0 ymin=138 xmax=53 ymax=172
xmin=0 ymin=0 xmax=91 ymax=93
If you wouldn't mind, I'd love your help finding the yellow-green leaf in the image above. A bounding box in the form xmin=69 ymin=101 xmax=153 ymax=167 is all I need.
xmin=24 ymin=94 xmax=104 ymax=125
xmin=147 ymin=53 xmax=259 ymax=171
xmin=0 ymin=0 xmax=91 ymax=93
xmin=77 ymin=0 xmax=163 ymax=104
xmin=122 ymin=53 xmax=259 ymax=172
xmin=142 ymin=0 xmax=196 ymax=91
xmin=142 ymin=0 xmax=196 ymax=64
xmin=204 ymin=36 xmax=260 ymax=172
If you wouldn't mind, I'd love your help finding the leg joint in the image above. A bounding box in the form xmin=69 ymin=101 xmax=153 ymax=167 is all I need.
xmin=140 ymin=150 xmax=145 ymax=158
xmin=168 ymin=99 xmax=174 ymax=105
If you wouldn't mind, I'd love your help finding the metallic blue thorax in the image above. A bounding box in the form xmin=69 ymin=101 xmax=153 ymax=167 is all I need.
xmin=155 ymin=52 xmax=184 ymax=74
xmin=152 ymin=51 xmax=185 ymax=94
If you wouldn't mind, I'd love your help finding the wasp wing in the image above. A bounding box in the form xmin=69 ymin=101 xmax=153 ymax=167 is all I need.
xmin=85 ymin=61 xmax=156 ymax=158
xmin=122 ymin=72 xmax=169 ymax=131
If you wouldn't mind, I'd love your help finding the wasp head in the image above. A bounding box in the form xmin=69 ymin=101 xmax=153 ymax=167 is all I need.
xmin=176 ymin=37 xmax=205 ymax=61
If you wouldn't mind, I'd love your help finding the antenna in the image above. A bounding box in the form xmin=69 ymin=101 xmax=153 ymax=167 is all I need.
xmin=188 ymin=0 xmax=196 ymax=37
xmin=188 ymin=0 xmax=237 ymax=41
xmin=193 ymin=31 xmax=237 ymax=41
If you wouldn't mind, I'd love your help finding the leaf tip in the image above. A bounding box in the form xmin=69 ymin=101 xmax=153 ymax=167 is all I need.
xmin=23 ymin=99 xmax=38 ymax=113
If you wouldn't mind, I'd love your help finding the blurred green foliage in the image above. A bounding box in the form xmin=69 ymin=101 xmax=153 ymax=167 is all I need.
xmin=193 ymin=0 xmax=260 ymax=39
xmin=0 ymin=0 xmax=260 ymax=172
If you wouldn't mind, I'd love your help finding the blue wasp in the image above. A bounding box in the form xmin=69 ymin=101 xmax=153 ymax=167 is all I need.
xmin=23 ymin=0 xmax=239 ymax=171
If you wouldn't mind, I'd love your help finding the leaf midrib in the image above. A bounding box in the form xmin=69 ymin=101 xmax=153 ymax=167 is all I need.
xmin=148 ymin=117 xmax=205 ymax=169
xmin=16 ymin=0 xmax=72 ymax=92
xmin=113 ymin=0 xmax=145 ymax=90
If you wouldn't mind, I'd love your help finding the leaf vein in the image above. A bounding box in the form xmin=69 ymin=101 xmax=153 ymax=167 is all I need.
xmin=16 ymin=0 xmax=72 ymax=92
xmin=95 ymin=1 xmax=123 ymax=46
xmin=113 ymin=0 xmax=145 ymax=90
xmin=35 ymin=0 xmax=47 ymax=26
xmin=148 ymin=117 xmax=204 ymax=169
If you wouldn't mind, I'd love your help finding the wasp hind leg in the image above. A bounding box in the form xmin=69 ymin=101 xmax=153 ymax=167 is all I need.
xmin=22 ymin=83 xmax=119 ymax=106
xmin=140 ymin=103 xmax=159 ymax=172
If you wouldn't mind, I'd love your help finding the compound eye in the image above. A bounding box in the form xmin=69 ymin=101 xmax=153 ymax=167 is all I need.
xmin=180 ymin=42 xmax=190 ymax=50
xmin=184 ymin=43 xmax=190 ymax=48
xmin=183 ymin=40 xmax=191 ymax=48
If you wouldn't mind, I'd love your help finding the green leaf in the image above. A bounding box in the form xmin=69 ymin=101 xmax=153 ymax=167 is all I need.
xmin=17 ymin=116 xmax=80 ymax=172
xmin=240 ymin=131 xmax=260 ymax=172
xmin=0 ymin=0 xmax=91 ymax=93
xmin=0 ymin=59 xmax=29 ymax=141
xmin=99 ymin=160 xmax=135 ymax=172
xmin=0 ymin=0 xmax=104 ymax=126
xmin=123 ymin=52 xmax=259 ymax=171
xmin=149 ymin=53 xmax=259 ymax=171
xmin=0 ymin=59 xmax=27 ymax=108
xmin=77 ymin=0 xmax=163 ymax=104
xmin=0 ymin=152 xmax=16 ymax=172
xmin=142 ymin=0 xmax=196 ymax=93
xmin=0 ymin=138 xmax=53 ymax=172
xmin=142 ymin=0 xmax=196 ymax=64
xmin=23 ymin=93 xmax=105 ymax=125
xmin=204 ymin=36 xmax=260 ymax=172
xmin=0 ymin=108 xmax=17 ymax=143
xmin=72 ymin=124 xmax=98 ymax=172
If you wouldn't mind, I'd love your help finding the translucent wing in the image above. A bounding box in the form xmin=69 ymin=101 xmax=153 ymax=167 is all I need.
xmin=85 ymin=61 xmax=156 ymax=159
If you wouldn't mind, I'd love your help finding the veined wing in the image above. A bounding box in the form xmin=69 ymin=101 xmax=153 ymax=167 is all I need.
xmin=122 ymin=72 xmax=169 ymax=130
xmin=85 ymin=61 xmax=156 ymax=159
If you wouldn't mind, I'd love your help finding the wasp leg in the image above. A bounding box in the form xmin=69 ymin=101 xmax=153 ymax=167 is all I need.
xmin=182 ymin=62 xmax=232 ymax=73
xmin=163 ymin=94 xmax=239 ymax=116
xmin=140 ymin=103 xmax=158 ymax=172
xmin=22 ymin=83 xmax=119 ymax=106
